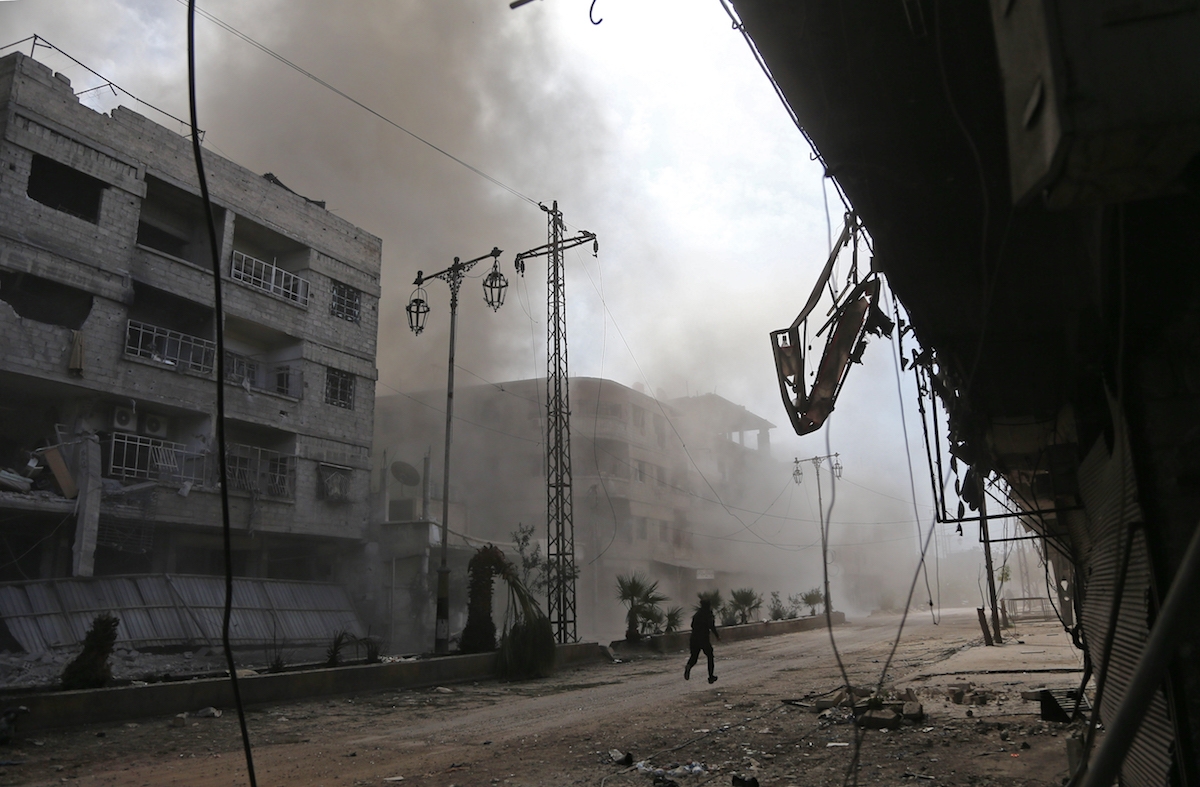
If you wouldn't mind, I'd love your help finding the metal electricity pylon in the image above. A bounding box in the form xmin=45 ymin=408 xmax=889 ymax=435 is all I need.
xmin=515 ymin=201 xmax=597 ymax=644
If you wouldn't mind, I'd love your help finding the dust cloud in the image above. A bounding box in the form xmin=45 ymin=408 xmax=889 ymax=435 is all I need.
xmin=0 ymin=0 xmax=1009 ymax=624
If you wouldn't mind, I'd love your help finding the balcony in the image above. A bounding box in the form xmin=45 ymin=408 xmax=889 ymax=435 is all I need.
xmin=107 ymin=432 xmax=210 ymax=486
xmin=225 ymin=351 xmax=302 ymax=399
xmin=125 ymin=320 xmax=216 ymax=375
xmin=105 ymin=434 xmax=295 ymax=500
xmin=225 ymin=443 xmax=296 ymax=500
xmin=230 ymin=250 xmax=310 ymax=307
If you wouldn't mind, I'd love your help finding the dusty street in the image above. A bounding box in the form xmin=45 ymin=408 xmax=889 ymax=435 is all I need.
xmin=0 ymin=609 xmax=1085 ymax=787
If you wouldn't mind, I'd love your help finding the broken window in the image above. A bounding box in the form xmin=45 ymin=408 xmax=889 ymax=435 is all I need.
xmin=325 ymin=367 xmax=355 ymax=410
xmin=330 ymin=281 xmax=361 ymax=323
xmin=136 ymin=176 xmax=218 ymax=266
xmin=0 ymin=271 xmax=93 ymax=329
xmin=26 ymin=154 xmax=105 ymax=223
xmin=597 ymin=402 xmax=623 ymax=419
xmin=317 ymin=463 xmax=352 ymax=502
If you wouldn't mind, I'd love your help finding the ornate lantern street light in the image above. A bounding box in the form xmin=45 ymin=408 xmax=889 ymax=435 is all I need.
xmin=406 ymin=286 xmax=429 ymax=335
xmin=406 ymin=246 xmax=507 ymax=655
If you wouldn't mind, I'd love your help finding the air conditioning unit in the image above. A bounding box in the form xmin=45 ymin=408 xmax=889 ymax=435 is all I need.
xmin=141 ymin=413 xmax=170 ymax=439
xmin=112 ymin=406 xmax=136 ymax=432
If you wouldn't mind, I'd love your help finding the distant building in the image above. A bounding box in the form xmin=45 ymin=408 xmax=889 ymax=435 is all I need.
xmin=0 ymin=52 xmax=380 ymax=590
xmin=371 ymin=378 xmax=791 ymax=646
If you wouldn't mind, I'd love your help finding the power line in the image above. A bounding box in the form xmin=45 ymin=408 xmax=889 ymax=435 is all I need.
xmin=1 ymin=35 xmax=201 ymax=137
xmin=173 ymin=0 xmax=541 ymax=208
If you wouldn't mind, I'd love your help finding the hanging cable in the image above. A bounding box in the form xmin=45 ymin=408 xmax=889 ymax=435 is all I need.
xmin=172 ymin=0 xmax=540 ymax=209
xmin=186 ymin=4 xmax=255 ymax=783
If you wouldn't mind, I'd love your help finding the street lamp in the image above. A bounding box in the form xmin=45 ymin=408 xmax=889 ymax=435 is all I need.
xmin=407 ymin=246 xmax=507 ymax=654
xmin=795 ymin=452 xmax=843 ymax=625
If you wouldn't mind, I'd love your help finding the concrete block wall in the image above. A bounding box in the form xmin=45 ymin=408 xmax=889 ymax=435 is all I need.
xmin=0 ymin=51 xmax=382 ymax=561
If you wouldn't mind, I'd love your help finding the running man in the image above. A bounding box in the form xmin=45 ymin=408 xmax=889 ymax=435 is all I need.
xmin=684 ymin=598 xmax=720 ymax=683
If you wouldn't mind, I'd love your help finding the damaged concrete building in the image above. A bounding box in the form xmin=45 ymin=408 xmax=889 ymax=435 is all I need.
xmin=370 ymin=379 xmax=793 ymax=647
xmin=0 ymin=51 xmax=380 ymax=649
xmin=729 ymin=1 xmax=1200 ymax=783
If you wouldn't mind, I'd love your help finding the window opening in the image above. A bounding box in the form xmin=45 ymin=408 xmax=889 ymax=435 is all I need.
xmin=325 ymin=368 xmax=355 ymax=410
xmin=27 ymin=155 xmax=105 ymax=223
xmin=330 ymin=282 xmax=361 ymax=323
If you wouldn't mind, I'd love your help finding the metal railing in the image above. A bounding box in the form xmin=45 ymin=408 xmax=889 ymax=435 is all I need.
xmin=106 ymin=435 xmax=295 ymax=499
xmin=230 ymin=249 xmax=310 ymax=306
xmin=225 ymin=443 xmax=296 ymax=499
xmin=124 ymin=320 xmax=216 ymax=374
xmin=224 ymin=352 xmax=302 ymax=398
xmin=108 ymin=432 xmax=210 ymax=485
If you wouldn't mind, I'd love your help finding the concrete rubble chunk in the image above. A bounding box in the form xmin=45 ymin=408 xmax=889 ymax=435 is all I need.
xmin=814 ymin=689 xmax=848 ymax=710
xmin=194 ymin=707 xmax=221 ymax=718
xmin=901 ymin=702 xmax=924 ymax=722
xmin=171 ymin=713 xmax=187 ymax=728
xmin=857 ymin=708 xmax=902 ymax=730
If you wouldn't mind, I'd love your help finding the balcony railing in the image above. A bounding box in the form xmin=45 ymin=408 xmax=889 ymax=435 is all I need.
xmin=106 ymin=435 xmax=295 ymax=500
xmin=125 ymin=320 xmax=216 ymax=374
xmin=108 ymin=432 xmax=210 ymax=486
xmin=224 ymin=353 xmax=303 ymax=398
xmin=230 ymin=250 xmax=310 ymax=307
xmin=225 ymin=443 xmax=296 ymax=499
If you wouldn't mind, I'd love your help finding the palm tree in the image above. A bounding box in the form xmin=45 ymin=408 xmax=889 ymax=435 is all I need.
xmin=616 ymin=573 xmax=668 ymax=640
xmin=728 ymin=588 xmax=763 ymax=625
xmin=664 ymin=606 xmax=684 ymax=634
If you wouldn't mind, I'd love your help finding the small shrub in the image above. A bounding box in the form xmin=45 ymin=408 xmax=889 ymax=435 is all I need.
xmin=801 ymin=587 xmax=826 ymax=616
xmin=61 ymin=613 xmax=120 ymax=690
xmin=325 ymin=630 xmax=350 ymax=668
xmin=357 ymin=633 xmax=384 ymax=664
xmin=768 ymin=591 xmax=787 ymax=621
xmin=786 ymin=593 xmax=804 ymax=619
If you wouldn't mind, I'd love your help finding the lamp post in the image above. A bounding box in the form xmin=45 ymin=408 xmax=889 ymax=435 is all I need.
xmin=407 ymin=246 xmax=507 ymax=655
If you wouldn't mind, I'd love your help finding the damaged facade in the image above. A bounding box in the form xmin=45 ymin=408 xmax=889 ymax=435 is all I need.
xmin=370 ymin=379 xmax=792 ymax=647
xmin=0 ymin=52 xmax=380 ymax=619
xmin=731 ymin=1 xmax=1200 ymax=783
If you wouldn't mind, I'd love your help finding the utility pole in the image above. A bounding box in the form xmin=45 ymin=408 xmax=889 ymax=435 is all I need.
xmin=515 ymin=203 xmax=597 ymax=644
xmin=979 ymin=482 xmax=1003 ymax=645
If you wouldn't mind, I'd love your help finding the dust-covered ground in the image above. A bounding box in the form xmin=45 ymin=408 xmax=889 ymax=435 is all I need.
xmin=0 ymin=609 xmax=1087 ymax=786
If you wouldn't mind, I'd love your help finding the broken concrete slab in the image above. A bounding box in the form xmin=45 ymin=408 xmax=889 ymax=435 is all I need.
xmin=857 ymin=708 xmax=902 ymax=730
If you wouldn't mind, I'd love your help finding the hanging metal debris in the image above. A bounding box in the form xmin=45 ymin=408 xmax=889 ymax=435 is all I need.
xmin=771 ymin=214 xmax=893 ymax=436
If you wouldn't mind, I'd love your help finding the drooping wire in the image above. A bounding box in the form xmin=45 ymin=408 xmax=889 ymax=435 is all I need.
xmin=186 ymin=4 xmax=255 ymax=783
xmin=886 ymin=285 xmax=939 ymax=622
xmin=716 ymin=0 xmax=853 ymax=214
xmin=2 ymin=34 xmax=201 ymax=138
xmin=173 ymin=0 xmax=540 ymax=209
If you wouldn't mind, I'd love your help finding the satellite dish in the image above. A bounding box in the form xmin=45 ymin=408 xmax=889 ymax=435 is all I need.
xmin=390 ymin=461 xmax=421 ymax=486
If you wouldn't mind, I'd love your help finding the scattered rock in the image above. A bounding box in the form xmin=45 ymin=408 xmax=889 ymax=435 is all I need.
xmin=194 ymin=707 xmax=221 ymax=718
xmin=609 ymin=749 xmax=633 ymax=766
xmin=434 ymin=686 xmax=453 ymax=694
xmin=858 ymin=709 xmax=902 ymax=730
xmin=171 ymin=713 xmax=187 ymax=728
xmin=815 ymin=690 xmax=848 ymax=710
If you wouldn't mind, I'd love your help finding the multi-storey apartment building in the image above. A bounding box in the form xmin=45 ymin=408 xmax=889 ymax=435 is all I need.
xmin=0 ymin=52 xmax=380 ymax=585
xmin=372 ymin=378 xmax=789 ymax=645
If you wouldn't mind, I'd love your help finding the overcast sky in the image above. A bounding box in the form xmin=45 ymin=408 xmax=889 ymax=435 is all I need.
xmin=1 ymin=0 xmax=992 ymax=595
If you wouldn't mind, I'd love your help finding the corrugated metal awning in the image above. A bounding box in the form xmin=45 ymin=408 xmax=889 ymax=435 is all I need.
xmin=0 ymin=574 xmax=365 ymax=653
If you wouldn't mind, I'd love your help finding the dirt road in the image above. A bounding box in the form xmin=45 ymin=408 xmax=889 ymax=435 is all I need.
xmin=0 ymin=609 xmax=1084 ymax=786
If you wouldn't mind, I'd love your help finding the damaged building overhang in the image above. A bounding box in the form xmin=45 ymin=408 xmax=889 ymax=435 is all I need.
xmin=733 ymin=0 xmax=1200 ymax=781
